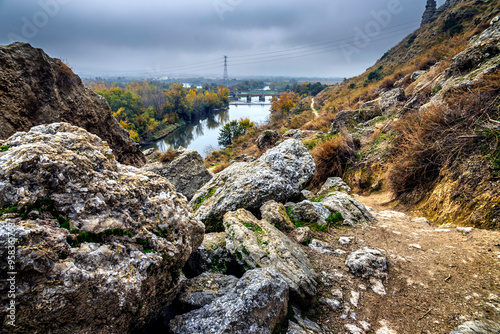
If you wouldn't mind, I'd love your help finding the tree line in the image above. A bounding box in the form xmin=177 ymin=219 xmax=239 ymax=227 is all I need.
xmin=90 ymin=81 xmax=230 ymax=142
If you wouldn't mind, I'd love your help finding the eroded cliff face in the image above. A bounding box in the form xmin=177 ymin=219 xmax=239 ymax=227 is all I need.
xmin=0 ymin=42 xmax=146 ymax=167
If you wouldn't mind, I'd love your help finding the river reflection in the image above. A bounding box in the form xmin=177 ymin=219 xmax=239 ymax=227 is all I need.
xmin=143 ymin=97 xmax=271 ymax=157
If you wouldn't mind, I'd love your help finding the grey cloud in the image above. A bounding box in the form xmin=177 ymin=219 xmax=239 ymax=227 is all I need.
xmin=0 ymin=0 xmax=446 ymax=78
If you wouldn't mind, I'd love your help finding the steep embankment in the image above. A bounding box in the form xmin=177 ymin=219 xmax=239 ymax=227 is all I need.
xmin=0 ymin=42 xmax=146 ymax=167
xmin=308 ymin=0 xmax=500 ymax=228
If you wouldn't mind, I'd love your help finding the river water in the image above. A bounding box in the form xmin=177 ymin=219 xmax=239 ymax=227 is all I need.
xmin=143 ymin=97 xmax=272 ymax=157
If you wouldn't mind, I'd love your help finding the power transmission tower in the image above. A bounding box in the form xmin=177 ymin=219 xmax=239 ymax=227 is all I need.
xmin=223 ymin=55 xmax=228 ymax=86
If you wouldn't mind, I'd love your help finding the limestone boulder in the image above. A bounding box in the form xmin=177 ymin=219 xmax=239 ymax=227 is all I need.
xmin=316 ymin=177 xmax=351 ymax=197
xmin=0 ymin=123 xmax=204 ymax=333
xmin=190 ymin=139 xmax=315 ymax=230
xmin=176 ymin=272 xmax=239 ymax=310
xmin=224 ymin=209 xmax=317 ymax=302
xmin=285 ymin=200 xmax=331 ymax=226
xmin=321 ymin=192 xmax=376 ymax=226
xmin=183 ymin=232 xmax=237 ymax=277
xmin=169 ymin=268 xmax=289 ymax=334
xmin=144 ymin=147 xmax=213 ymax=200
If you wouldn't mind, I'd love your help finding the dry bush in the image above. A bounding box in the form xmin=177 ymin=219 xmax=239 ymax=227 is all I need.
xmin=158 ymin=148 xmax=178 ymax=163
xmin=212 ymin=163 xmax=229 ymax=174
xmin=389 ymin=70 xmax=500 ymax=203
xmin=310 ymin=133 xmax=360 ymax=188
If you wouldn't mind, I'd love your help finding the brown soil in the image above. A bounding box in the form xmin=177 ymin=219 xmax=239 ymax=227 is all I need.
xmin=301 ymin=192 xmax=500 ymax=333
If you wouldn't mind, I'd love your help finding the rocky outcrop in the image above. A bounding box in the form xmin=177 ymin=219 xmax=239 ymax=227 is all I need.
xmin=190 ymin=139 xmax=315 ymax=229
xmin=0 ymin=123 xmax=204 ymax=333
xmin=169 ymin=268 xmax=289 ymax=334
xmin=331 ymin=109 xmax=381 ymax=134
xmin=256 ymin=130 xmax=282 ymax=150
xmin=223 ymin=209 xmax=317 ymax=302
xmin=144 ymin=148 xmax=213 ymax=200
xmin=421 ymin=0 xmax=437 ymax=26
xmin=0 ymin=42 xmax=146 ymax=167
xmin=379 ymin=88 xmax=406 ymax=113
xmin=444 ymin=19 xmax=500 ymax=79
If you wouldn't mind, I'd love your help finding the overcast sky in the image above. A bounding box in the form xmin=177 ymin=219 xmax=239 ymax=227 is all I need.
xmin=0 ymin=0 xmax=445 ymax=79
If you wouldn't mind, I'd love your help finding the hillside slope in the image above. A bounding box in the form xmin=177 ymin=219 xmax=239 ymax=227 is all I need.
xmin=309 ymin=0 xmax=500 ymax=229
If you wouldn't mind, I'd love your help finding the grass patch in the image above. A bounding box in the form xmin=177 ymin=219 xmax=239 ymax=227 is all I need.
xmin=242 ymin=221 xmax=263 ymax=233
xmin=67 ymin=228 xmax=135 ymax=247
xmin=0 ymin=145 xmax=10 ymax=152
xmin=192 ymin=187 xmax=217 ymax=211
xmin=285 ymin=207 xmax=304 ymax=228
xmin=3 ymin=198 xmax=71 ymax=229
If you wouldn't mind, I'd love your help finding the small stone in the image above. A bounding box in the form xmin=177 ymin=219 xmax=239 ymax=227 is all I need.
xmin=338 ymin=237 xmax=353 ymax=245
xmin=332 ymin=289 xmax=343 ymax=299
xmin=454 ymin=227 xmax=473 ymax=235
xmin=435 ymin=229 xmax=451 ymax=232
xmin=346 ymin=247 xmax=389 ymax=279
xmin=309 ymin=239 xmax=335 ymax=254
xmin=294 ymin=227 xmax=313 ymax=244
xmin=321 ymin=297 xmax=343 ymax=310
xmin=409 ymin=244 xmax=422 ymax=250
xmin=359 ymin=321 xmax=371 ymax=331
xmin=345 ymin=324 xmax=363 ymax=334
xmin=350 ymin=291 xmax=360 ymax=307
xmin=412 ymin=217 xmax=430 ymax=225
xmin=370 ymin=277 xmax=386 ymax=295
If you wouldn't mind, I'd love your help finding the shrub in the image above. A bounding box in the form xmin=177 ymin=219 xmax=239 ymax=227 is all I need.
xmin=159 ymin=148 xmax=177 ymax=163
xmin=310 ymin=133 xmax=359 ymax=188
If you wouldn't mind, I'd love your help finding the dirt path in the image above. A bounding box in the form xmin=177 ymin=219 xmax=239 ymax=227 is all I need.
xmin=311 ymin=98 xmax=319 ymax=118
xmin=301 ymin=192 xmax=500 ymax=333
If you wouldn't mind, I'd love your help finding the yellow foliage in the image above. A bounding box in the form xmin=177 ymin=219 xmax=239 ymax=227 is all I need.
xmin=129 ymin=129 xmax=140 ymax=142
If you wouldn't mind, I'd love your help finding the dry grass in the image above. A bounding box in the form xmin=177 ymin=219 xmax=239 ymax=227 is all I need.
xmin=389 ymin=70 xmax=500 ymax=203
xmin=310 ymin=133 xmax=360 ymax=189
xmin=211 ymin=163 xmax=229 ymax=174
xmin=158 ymin=148 xmax=177 ymax=163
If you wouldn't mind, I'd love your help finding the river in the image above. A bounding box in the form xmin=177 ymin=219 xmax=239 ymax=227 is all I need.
xmin=143 ymin=96 xmax=272 ymax=157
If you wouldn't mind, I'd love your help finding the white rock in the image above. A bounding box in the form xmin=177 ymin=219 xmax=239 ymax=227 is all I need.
xmin=350 ymin=291 xmax=360 ymax=307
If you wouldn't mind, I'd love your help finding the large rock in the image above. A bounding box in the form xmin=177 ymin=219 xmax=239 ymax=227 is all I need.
xmin=190 ymin=139 xmax=315 ymax=229
xmin=379 ymin=88 xmax=406 ymax=113
xmin=223 ymin=209 xmax=317 ymax=302
xmin=0 ymin=123 xmax=204 ymax=333
xmin=144 ymin=148 xmax=213 ymax=200
xmin=316 ymin=177 xmax=351 ymax=197
xmin=256 ymin=130 xmax=282 ymax=150
xmin=285 ymin=200 xmax=331 ymax=226
xmin=177 ymin=272 xmax=239 ymax=310
xmin=321 ymin=192 xmax=376 ymax=226
xmin=169 ymin=268 xmax=289 ymax=334
xmin=0 ymin=43 xmax=146 ymax=167
xmin=330 ymin=109 xmax=381 ymax=133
